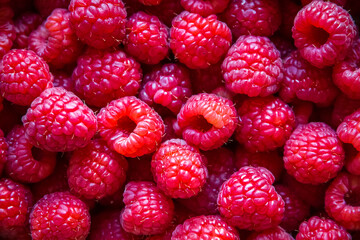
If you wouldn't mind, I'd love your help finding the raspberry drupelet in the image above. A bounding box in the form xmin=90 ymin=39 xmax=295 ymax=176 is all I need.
xmin=0 ymin=49 xmax=53 ymax=106
xmin=52 ymin=70 xmax=75 ymax=92
xmin=176 ymin=93 xmax=238 ymax=150
xmin=22 ymin=87 xmax=97 ymax=152
xmin=0 ymin=19 xmax=15 ymax=59
xmin=292 ymin=0 xmax=357 ymax=68
xmin=217 ymin=166 xmax=285 ymax=231
xmin=30 ymin=191 xmax=91 ymax=240
xmin=34 ymin=0 xmax=71 ymax=17
xmin=170 ymin=11 xmax=232 ymax=69
xmin=247 ymin=226 xmax=294 ymax=240
xmin=73 ymin=48 xmax=142 ymax=107
xmin=120 ymin=181 xmax=174 ymax=235
xmin=0 ymin=129 xmax=7 ymax=176
xmin=222 ymin=35 xmax=283 ymax=97
xmin=337 ymin=108 xmax=360 ymax=151
xmin=13 ymin=12 xmax=42 ymax=49
xmin=69 ymin=0 xmax=127 ymax=49
xmin=97 ymin=96 xmax=164 ymax=158
xmin=180 ymin=0 xmax=230 ymax=17
xmin=151 ymin=138 xmax=208 ymax=199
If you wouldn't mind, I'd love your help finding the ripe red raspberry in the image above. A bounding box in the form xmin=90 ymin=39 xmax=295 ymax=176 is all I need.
xmin=0 ymin=19 xmax=15 ymax=59
xmin=279 ymin=50 xmax=338 ymax=106
xmin=138 ymin=0 xmax=162 ymax=5
xmin=13 ymin=12 xmax=42 ymax=49
xmin=163 ymin=116 xmax=182 ymax=142
xmin=73 ymin=48 xmax=142 ymax=107
xmin=151 ymin=139 xmax=207 ymax=199
xmin=5 ymin=125 xmax=57 ymax=183
xmin=297 ymin=216 xmax=351 ymax=240
xmin=222 ymin=35 xmax=283 ymax=97
xmin=52 ymin=70 xmax=74 ymax=92
xmin=67 ymin=139 xmax=128 ymax=200
xmin=177 ymin=93 xmax=238 ymax=150
xmin=120 ymin=181 xmax=174 ymax=235
xmin=69 ymin=0 xmax=127 ymax=49
xmin=125 ymin=11 xmax=169 ymax=65
xmin=247 ymin=226 xmax=294 ymax=240
xmin=29 ymin=8 xmax=84 ymax=69
xmin=35 ymin=0 xmax=70 ymax=17
xmin=337 ymin=108 xmax=360 ymax=151
xmin=0 ymin=129 xmax=7 ymax=176
xmin=97 ymin=96 xmax=164 ymax=157
xmin=190 ymin=62 xmax=223 ymax=94
xmin=22 ymin=87 xmax=97 ymax=152
xmin=180 ymin=0 xmax=230 ymax=16
xmin=235 ymin=96 xmax=295 ymax=152
xmin=170 ymin=11 xmax=232 ymax=69
xmin=0 ymin=49 xmax=53 ymax=106
xmin=146 ymin=0 xmax=184 ymax=27
xmin=139 ymin=63 xmax=192 ymax=115
xmin=284 ymin=122 xmax=345 ymax=184
xmin=292 ymin=0 xmax=357 ymax=68
xmin=331 ymin=94 xmax=360 ymax=127
xmin=171 ymin=215 xmax=239 ymax=240
xmin=223 ymin=0 xmax=281 ymax=38
xmin=30 ymin=191 xmax=90 ymax=240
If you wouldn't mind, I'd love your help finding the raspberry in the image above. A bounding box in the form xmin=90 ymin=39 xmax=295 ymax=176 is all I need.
xmin=292 ymin=100 xmax=314 ymax=126
xmin=22 ymin=87 xmax=97 ymax=152
xmin=180 ymin=0 xmax=230 ymax=16
xmin=292 ymin=0 xmax=357 ymax=68
xmin=337 ymin=108 xmax=360 ymax=151
xmin=120 ymin=181 xmax=174 ymax=235
xmin=190 ymin=62 xmax=223 ymax=94
xmin=69 ymin=0 xmax=127 ymax=49
xmin=125 ymin=11 xmax=169 ymax=65
xmin=223 ymin=0 xmax=281 ymax=38
xmin=222 ymin=35 xmax=283 ymax=97
xmin=170 ymin=11 xmax=232 ymax=69
xmin=235 ymin=96 xmax=295 ymax=152
xmin=279 ymin=50 xmax=338 ymax=106
xmin=331 ymin=94 xmax=360 ymax=127
xmin=247 ymin=226 xmax=294 ymax=240
xmin=279 ymin=0 xmax=302 ymax=39
xmin=138 ymin=0 xmax=162 ymax=5
xmin=0 ymin=19 xmax=15 ymax=59
xmin=0 ymin=129 xmax=7 ymax=176
xmin=13 ymin=12 xmax=42 ymax=49
xmin=97 ymin=96 xmax=164 ymax=157
xmin=171 ymin=215 xmax=239 ymax=240
xmin=284 ymin=122 xmax=345 ymax=184
xmin=297 ymin=216 xmax=351 ymax=239
xmin=270 ymin=34 xmax=296 ymax=59
xmin=5 ymin=125 xmax=57 ymax=183
xmin=151 ymin=139 xmax=208 ymax=199
xmin=217 ymin=166 xmax=285 ymax=231
xmin=97 ymin=185 xmax=125 ymax=207
xmin=30 ymin=191 xmax=91 ymax=240
xmin=67 ymin=139 xmax=128 ymax=200
xmin=139 ymin=63 xmax=192 ymax=115
xmin=126 ymin=154 xmax=154 ymax=182
xmin=146 ymin=0 xmax=184 ymax=27
xmin=29 ymin=8 xmax=84 ymax=69
xmin=73 ymin=48 xmax=142 ymax=108
xmin=35 ymin=0 xmax=70 ymax=17
xmin=52 ymin=70 xmax=74 ymax=92
xmin=301 ymin=0 xmax=347 ymax=7
xmin=0 ymin=49 xmax=53 ymax=106
xmin=177 ymin=93 xmax=238 ymax=150
xmin=162 ymin=116 xmax=182 ymax=142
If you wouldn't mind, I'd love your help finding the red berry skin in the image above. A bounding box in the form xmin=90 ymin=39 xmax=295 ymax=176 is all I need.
xmin=284 ymin=122 xmax=345 ymax=184
xmin=190 ymin=62 xmax=223 ymax=94
xmin=180 ymin=0 xmax=230 ymax=17
xmin=97 ymin=96 xmax=164 ymax=158
xmin=73 ymin=48 xmax=142 ymax=107
xmin=170 ymin=11 xmax=232 ymax=69
xmin=337 ymin=108 xmax=360 ymax=151
xmin=0 ymin=129 xmax=8 ymax=177
xmin=344 ymin=144 xmax=360 ymax=175
xmin=120 ymin=181 xmax=174 ymax=235
xmin=138 ymin=0 xmax=162 ymax=5
xmin=247 ymin=226 xmax=294 ymax=240
xmin=151 ymin=139 xmax=208 ymax=199
xmin=13 ymin=12 xmax=43 ymax=49
xmin=30 ymin=191 xmax=91 ymax=240
xmin=222 ymin=35 xmax=283 ymax=97
xmin=331 ymin=93 xmax=360 ymax=127
xmin=22 ymin=87 xmax=97 ymax=152
xmin=0 ymin=49 xmax=53 ymax=106
xmin=52 ymin=70 xmax=75 ymax=92
xmin=146 ymin=0 xmax=184 ymax=27
xmin=292 ymin=0 xmax=357 ymax=68
xmin=292 ymin=100 xmax=314 ymax=126
xmin=171 ymin=215 xmax=240 ymax=240
xmin=218 ymin=166 xmax=285 ymax=231
xmin=35 ymin=0 xmax=70 ymax=17
xmin=0 ymin=19 xmax=15 ymax=59
xmin=177 ymin=93 xmax=238 ymax=151
xmin=69 ymin=0 xmax=127 ymax=49
xmin=270 ymin=34 xmax=297 ymax=59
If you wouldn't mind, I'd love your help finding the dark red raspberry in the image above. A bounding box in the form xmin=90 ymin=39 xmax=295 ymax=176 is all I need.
xmin=13 ymin=12 xmax=42 ymax=49
xmin=126 ymin=154 xmax=154 ymax=182
xmin=22 ymin=87 xmax=97 ymax=152
xmin=151 ymin=139 xmax=208 ymax=199
xmin=170 ymin=11 xmax=232 ymax=69
xmin=344 ymin=145 xmax=360 ymax=175
xmin=0 ymin=101 xmax=23 ymax=135
xmin=0 ymin=4 xmax=14 ymax=21
xmin=52 ymin=70 xmax=74 ymax=92
xmin=222 ymin=35 xmax=283 ymax=97
xmin=337 ymin=108 xmax=360 ymax=151
xmin=139 ymin=63 xmax=192 ymax=115
xmin=73 ymin=48 xmax=142 ymax=107
xmin=292 ymin=0 xmax=357 ymax=68
xmin=270 ymin=34 xmax=296 ymax=59
xmin=180 ymin=0 xmax=230 ymax=16
xmin=125 ymin=11 xmax=169 ymax=65
xmin=0 ymin=129 xmax=7 ymax=176
xmin=292 ymin=100 xmax=314 ymax=126
xmin=171 ymin=215 xmax=239 ymax=240
xmin=138 ymin=0 xmax=162 ymax=5
xmin=301 ymin=0 xmax=347 ymax=7
xmin=30 ymin=191 xmax=90 ymax=240
xmin=218 ymin=166 xmax=285 ymax=231
xmin=0 ymin=19 xmax=15 ymax=59
xmin=29 ymin=8 xmax=84 ymax=69
xmin=146 ymin=0 xmax=184 ymax=27
xmin=297 ymin=216 xmax=351 ymax=239
xmin=331 ymin=94 xmax=360 ymax=127
xmin=190 ymin=62 xmax=224 ymax=94
xmin=97 ymin=96 xmax=164 ymax=157
xmin=35 ymin=0 xmax=70 ymax=17
xmin=5 ymin=125 xmax=56 ymax=183
xmin=120 ymin=181 xmax=174 ymax=235
xmin=284 ymin=122 xmax=345 ymax=184
xmin=97 ymin=185 xmax=125 ymax=207
xmin=162 ymin=116 xmax=182 ymax=142
xmin=223 ymin=0 xmax=281 ymax=38
xmin=0 ymin=49 xmax=53 ymax=106
xmin=177 ymin=93 xmax=238 ymax=150
xmin=279 ymin=50 xmax=338 ymax=106
xmin=247 ymin=226 xmax=294 ymax=240
xmin=69 ymin=0 xmax=127 ymax=49
xmin=235 ymin=96 xmax=295 ymax=152
xmin=279 ymin=0 xmax=301 ymax=39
